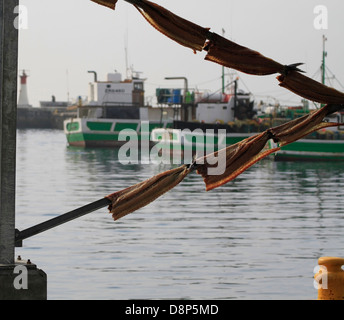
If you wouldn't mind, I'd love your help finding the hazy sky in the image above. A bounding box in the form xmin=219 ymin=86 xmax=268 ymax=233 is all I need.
xmin=17 ymin=0 xmax=344 ymax=107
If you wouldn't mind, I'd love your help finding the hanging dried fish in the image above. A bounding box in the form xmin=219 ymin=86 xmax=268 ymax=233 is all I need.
xmin=196 ymin=132 xmax=280 ymax=191
xmin=129 ymin=0 xmax=210 ymax=53
xmin=325 ymin=104 xmax=344 ymax=116
xmin=196 ymin=104 xmax=343 ymax=191
xmin=277 ymin=70 xmax=344 ymax=105
xmin=269 ymin=104 xmax=343 ymax=146
xmin=89 ymin=0 xmax=344 ymax=219
xmin=91 ymin=0 xmax=118 ymax=9
xmin=92 ymin=0 xmax=344 ymax=105
xmin=204 ymin=33 xmax=285 ymax=76
xmin=106 ymin=165 xmax=191 ymax=220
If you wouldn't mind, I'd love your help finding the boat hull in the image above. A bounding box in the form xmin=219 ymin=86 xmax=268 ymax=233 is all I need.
xmin=275 ymin=138 xmax=344 ymax=161
xmin=152 ymin=127 xmax=344 ymax=163
xmin=64 ymin=118 xmax=172 ymax=148
xmin=151 ymin=127 xmax=257 ymax=164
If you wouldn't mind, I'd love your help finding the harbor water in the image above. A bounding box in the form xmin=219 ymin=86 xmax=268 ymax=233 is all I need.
xmin=15 ymin=129 xmax=344 ymax=300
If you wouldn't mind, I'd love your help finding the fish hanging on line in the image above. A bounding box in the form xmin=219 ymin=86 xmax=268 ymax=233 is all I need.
xmin=195 ymin=132 xmax=280 ymax=191
xmin=195 ymin=103 xmax=343 ymax=191
xmin=130 ymin=0 xmax=210 ymax=53
xmin=105 ymin=105 xmax=343 ymax=221
xmin=90 ymin=0 xmax=344 ymax=221
xmin=277 ymin=70 xmax=344 ymax=105
xmin=203 ymin=33 xmax=303 ymax=76
xmin=106 ymin=165 xmax=192 ymax=221
xmin=268 ymin=103 xmax=342 ymax=146
xmin=91 ymin=0 xmax=118 ymax=9
xmin=92 ymin=0 xmax=344 ymax=105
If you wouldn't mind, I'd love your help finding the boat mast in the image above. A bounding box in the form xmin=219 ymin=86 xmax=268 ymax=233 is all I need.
xmin=221 ymin=28 xmax=226 ymax=93
xmin=322 ymin=35 xmax=327 ymax=85
xmin=321 ymin=35 xmax=327 ymax=108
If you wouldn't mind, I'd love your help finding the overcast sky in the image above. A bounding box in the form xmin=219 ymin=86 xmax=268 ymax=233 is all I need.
xmin=17 ymin=0 xmax=344 ymax=107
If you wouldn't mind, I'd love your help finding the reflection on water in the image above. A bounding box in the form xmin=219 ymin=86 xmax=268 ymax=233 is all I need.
xmin=15 ymin=129 xmax=344 ymax=300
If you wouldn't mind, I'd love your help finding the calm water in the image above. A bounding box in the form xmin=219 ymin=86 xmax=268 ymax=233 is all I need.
xmin=15 ymin=129 xmax=344 ymax=300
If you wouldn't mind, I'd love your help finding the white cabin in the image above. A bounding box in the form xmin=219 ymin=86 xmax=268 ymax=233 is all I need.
xmin=87 ymin=72 xmax=144 ymax=107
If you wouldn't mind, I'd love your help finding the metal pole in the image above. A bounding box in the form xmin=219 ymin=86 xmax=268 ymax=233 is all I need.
xmin=0 ymin=0 xmax=19 ymax=265
xmin=322 ymin=35 xmax=327 ymax=86
xmin=15 ymin=198 xmax=111 ymax=246
xmin=164 ymin=77 xmax=188 ymax=101
xmin=222 ymin=29 xmax=225 ymax=94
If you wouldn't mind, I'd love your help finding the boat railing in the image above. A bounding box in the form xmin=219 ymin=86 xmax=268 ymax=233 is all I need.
xmin=101 ymin=101 xmax=141 ymax=107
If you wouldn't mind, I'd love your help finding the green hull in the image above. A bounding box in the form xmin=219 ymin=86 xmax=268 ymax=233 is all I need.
xmin=276 ymin=138 xmax=344 ymax=161
xmin=64 ymin=118 xmax=172 ymax=148
xmin=152 ymin=128 xmax=344 ymax=163
xmin=65 ymin=118 xmax=344 ymax=162
xmin=151 ymin=128 xmax=254 ymax=163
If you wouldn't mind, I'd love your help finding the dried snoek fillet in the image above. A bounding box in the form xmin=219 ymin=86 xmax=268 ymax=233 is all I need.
xmin=196 ymin=132 xmax=279 ymax=191
xmin=107 ymin=165 xmax=191 ymax=220
xmin=204 ymin=33 xmax=287 ymax=76
xmin=131 ymin=0 xmax=209 ymax=52
xmin=91 ymin=0 xmax=118 ymax=9
xmin=278 ymin=71 xmax=344 ymax=105
xmin=196 ymin=104 xmax=343 ymax=191
xmin=269 ymin=104 xmax=344 ymax=146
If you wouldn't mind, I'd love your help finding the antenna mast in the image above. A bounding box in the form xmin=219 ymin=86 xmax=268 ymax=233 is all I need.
xmin=322 ymin=35 xmax=327 ymax=85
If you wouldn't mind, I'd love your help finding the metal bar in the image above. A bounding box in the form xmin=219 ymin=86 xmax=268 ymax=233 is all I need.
xmin=0 ymin=0 xmax=19 ymax=264
xmin=15 ymin=198 xmax=112 ymax=245
xmin=87 ymin=70 xmax=98 ymax=82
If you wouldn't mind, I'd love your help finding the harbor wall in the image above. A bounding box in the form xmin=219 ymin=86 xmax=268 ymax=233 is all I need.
xmin=17 ymin=107 xmax=76 ymax=129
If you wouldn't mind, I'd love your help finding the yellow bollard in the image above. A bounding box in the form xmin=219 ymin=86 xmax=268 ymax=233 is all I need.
xmin=315 ymin=257 xmax=344 ymax=300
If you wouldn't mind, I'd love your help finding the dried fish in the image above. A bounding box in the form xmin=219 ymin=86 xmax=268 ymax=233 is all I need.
xmin=204 ymin=33 xmax=284 ymax=76
xmin=91 ymin=0 xmax=118 ymax=9
xmin=131 ymin=0 xmax=209 ymax=53
xmin=277 ymin=71 xmax=344 ymax=105
xmin=93 ymin=1 xmax=344 ymax=104
xmin=196 ymin=132 xmax=279 ymax=191
xmin=196 ymin=104 xmax=343 ymax=191
xmin=269 ymin=104 xmax=343 ymax=146
xmin=92 ymin=0 xmax=344 ymax=218
xmin=107 ymin=165 xmax=191 ymax=220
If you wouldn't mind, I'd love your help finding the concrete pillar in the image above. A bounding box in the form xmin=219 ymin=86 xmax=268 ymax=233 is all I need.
xmin=0 ymin=257 xmax=47 ymax=300
xmin=0 ymin=0 xmax=18 ymax=266
xmin=0 ymin=1 xmax=47 ymax=299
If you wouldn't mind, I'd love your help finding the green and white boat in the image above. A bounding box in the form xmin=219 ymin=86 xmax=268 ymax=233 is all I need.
xmin=64 ymin=71 xmax=172 ymax=147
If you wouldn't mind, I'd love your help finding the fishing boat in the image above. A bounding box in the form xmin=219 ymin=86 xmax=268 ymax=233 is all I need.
xmin=63 ymin=71 xmax=172 ymax=147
